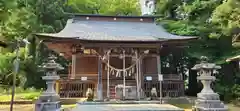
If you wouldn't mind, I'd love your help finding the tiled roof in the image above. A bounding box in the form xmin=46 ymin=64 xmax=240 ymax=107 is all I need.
xmin=36 ymin=19 xmax=196 ymax=42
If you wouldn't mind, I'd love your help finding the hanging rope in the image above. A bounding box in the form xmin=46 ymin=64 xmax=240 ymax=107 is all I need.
xmin=96 ymin=48 xmax=144 ymax=72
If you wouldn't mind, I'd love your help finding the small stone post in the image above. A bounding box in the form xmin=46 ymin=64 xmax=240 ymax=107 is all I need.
xmin=35 ymin=55 xmax=64 ymax=111
xmin=192 ymin=56 xmax=228 ymax=111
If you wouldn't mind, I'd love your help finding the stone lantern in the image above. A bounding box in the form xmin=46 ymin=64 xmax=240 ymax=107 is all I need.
xmin=192 ymin=56 xmax=227 ymax=111
xmin=35 ymin=55 xmax=64 ymax=111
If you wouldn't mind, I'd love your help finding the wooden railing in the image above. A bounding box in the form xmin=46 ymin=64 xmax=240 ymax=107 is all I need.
xmin=163 ymin=74 xmax=183 ymax=80
xmin=142 ymin=74 xmax=184 ymax=97
xmin=56 ymin=74 xmax=184 ymax=98
xmin=58 ymin=79 xmax=95 ymax=98
xmin=143 ymin=80 xmax=184 ymax=97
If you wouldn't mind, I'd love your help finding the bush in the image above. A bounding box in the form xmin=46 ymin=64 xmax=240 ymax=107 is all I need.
xmin=232 ymin=84 xmax=240 ymax=106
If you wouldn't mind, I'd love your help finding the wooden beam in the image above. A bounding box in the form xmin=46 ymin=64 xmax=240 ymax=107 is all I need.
xmin=82 ymin=43 xmax=161 ymax=48
xmin=75 ymin=53 xmax=159 ymax=58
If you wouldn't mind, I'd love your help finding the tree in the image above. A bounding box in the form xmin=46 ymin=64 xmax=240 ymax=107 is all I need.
xmin=155 ymin=0 xmax=182 ymax=18
xmin=211 ymin=0 xmax=240 ymax=35
xmin=1 ymin=7 xmax=38 ymax=41
xmin=0 ymin=0 xmax=17 ymax=22
xmin=0 ymin=0 xmax=69 ymax=89
xmin=67 ymin=0 xmax=140 ymax=15
xmin=175 ymin=0 xmax=222 ymax=21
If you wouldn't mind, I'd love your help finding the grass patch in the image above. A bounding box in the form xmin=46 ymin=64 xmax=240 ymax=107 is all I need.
xmin=63 ymin=104 xmax=76 ymax=108
xmin=0 ymin=87 xmax=42 ymax=101
xmin=0 ymin=92 xmax=41 ymax=101
xmin=0 ymin=87 xmax=42 ymax=94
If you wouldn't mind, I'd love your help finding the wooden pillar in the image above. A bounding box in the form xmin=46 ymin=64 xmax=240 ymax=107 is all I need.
xmin=157 ymin=51 xmax=162 ymax=102
xmin=68 ymin=64 xmax=72 ymax=79
xmin=139 ymin=55 xmax=143 ymax=99
xmin=123 ymin=50 xmax=126 ymax=100
xmin=157 ymin=55 xmax=161 ymax=74
xmin=97 ymin=56 xmax=103 ymax=100
xmin=71 ymin=54 xmax=76 ymax=79
xmin=107 ymin=51 xmax=110 ymax=99
xmin=55 ymin=80 xmax=60 ymax=94
xmin=71 ymin=45 xmax=77 ymax=79
xmin=135 ymin=50 xmax=140 ymax=100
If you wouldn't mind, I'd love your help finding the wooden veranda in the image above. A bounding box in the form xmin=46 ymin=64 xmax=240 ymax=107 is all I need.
xmin=35 ymin=14 xmax=196 ymax=100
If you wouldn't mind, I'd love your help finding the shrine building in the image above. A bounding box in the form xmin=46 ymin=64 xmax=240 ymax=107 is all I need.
xmin=34 ymin=13 xmax=197 ymax=100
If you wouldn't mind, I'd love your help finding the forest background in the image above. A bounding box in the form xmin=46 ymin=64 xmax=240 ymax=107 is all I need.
xmin=1 ymin=0 xmax=240 ymax=103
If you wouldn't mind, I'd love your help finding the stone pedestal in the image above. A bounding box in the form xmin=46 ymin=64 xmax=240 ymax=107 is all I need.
xmin=192 ymin=56 xmax=228 ymax=111
xmin=36 ymin=101 xmax=61 ymax=111
xmin=35 ymin=55 xmax=64 ymax=111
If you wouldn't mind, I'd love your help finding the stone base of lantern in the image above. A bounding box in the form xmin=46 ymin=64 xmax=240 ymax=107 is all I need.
xmin=35 ymin=101 xmax=62 ymax=111
xmin=194 ymin=93 xmax=228 ymax=111
xmin=35 ymin=93 xmax=62 ymax=111
xmin=197 ymin=93 xmax=220 ymax=100
xmin=194 ymin=106 xmax=228 ymax=111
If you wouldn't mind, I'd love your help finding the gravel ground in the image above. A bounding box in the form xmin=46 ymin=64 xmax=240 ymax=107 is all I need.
xmin=72 ymin=104 xmax=184 ymax=111
xmin=0 ymin=104 xmax=34 ymax=111
xmin=0 ymin=104 xmax=76 ymax=111
xmin=0 ymin=104 xmax=239 ymax=111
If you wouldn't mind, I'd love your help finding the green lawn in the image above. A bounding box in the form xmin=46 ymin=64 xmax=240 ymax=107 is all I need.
xmin=0 ymin=92 xmax=41 ymax=101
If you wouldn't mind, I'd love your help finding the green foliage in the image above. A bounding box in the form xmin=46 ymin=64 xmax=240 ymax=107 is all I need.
xmin=0 ymin=0 xmax=141 ymax=90
xmin=0 ymin=0 xmax=17 ymax=21
xmin=67 ymin=0 xmax=103 ymax=14
xmin=0 ymin=87 xmax=41 ymax=94
xmin=157 ymin=0 xmax=235 ymax=62
xmin=160 ymin=19 xmax=199 ymax=36
xmin=0 ymin=0 xmax=70 ymax=89
xmin=20 ymin=92 xmax=40 ymax=100
xmin=155 ymin=0 xmax=182 ymax=18
xmin=1 ymin=7 xmax=38 ymax=41
xmin=214 ymin=83 xmax=240 ymax=102
xmin=1 ymin=0 xmax=240 ymax=103
xmin=0 ymin=88 xmax=41 ymax=101
xmin=157 ymin=0 xmax=240 ymax=101
xmin=68 ymin=0 xmax=140 ymax=15
xmin=176 ymin=0 xmax=222 ymax=21
xmin=32 ymin=0 xmax=67 ymax=32
xmin=0 ymin=48 xmax=31 ymax=87
xmin=232 ymin=84 xmax=240 ymax=98
xmin=211 ymin=0 xmax=240 ymax=35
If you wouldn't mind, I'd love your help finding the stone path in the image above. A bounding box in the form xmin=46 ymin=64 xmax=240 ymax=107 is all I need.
xmin=72 ymin=104 xmax=184 ymax=111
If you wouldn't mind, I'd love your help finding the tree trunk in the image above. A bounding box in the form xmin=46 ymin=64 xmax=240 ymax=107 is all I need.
xmin=187 ymin=58 xmax=199 ymax=96
xmin=222 ymin=62 xmax=235 ymax=86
